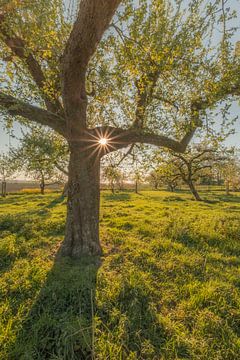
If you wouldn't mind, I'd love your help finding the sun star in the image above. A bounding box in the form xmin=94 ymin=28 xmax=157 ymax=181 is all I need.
xmin=98 ymin=137 xmax=108 ymax=146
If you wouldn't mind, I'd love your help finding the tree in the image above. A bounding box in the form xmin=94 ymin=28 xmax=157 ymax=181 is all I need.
xmin=0 ymin=153 xmax=16 ymax=197
xmin=102 ymin=165 xmax=122 ymax=194
xmin=0 ymin=0 xmax=239 ymax=257
xmin=12 ymin=127 xmax=68 ymax=194
xmin=101 ymin=151 xmax=128 ymax=192
xmin=153 ymin=145 xmax=224 ymax=201
xmin=149 ymin=164 xmax=180 ymax=191
xmin=131 ymin=166 xmax=146 ymax=194
xmin=219 ymin=153 xmax=240 ymax=195
xmin=148 ymin=170 xmax=162 ymax=190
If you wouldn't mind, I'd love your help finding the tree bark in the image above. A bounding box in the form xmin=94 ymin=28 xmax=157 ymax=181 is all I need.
xmin=60 ymin=145 xmax=102 ymax=258
xmin=187 ymin=180 xmax=202 ymax=201
xmin=62 ymin=182 xmax=69 ymax=197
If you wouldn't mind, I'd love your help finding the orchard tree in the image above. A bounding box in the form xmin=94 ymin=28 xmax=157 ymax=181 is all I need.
xmin=149 ymin=164 xmax=180 ymax=191
xmin=0 ymin=0 xmax=240 ymax=257
xmin=0 ymin=153 xmax=16 ymax=197
xmin=102 ymin=165 xmax=121 ymax=194
xmin=153 ymin=146 xmax=224 ymax=201
xmin=219 ymin=153 xmax=240 ymax=195
xmin=12 ymin=127 xmax=68 ymax=194
xmin=131 ymin=167 xmax=145 ymax=194
xmin=101 ymin=151 xmax=128 ymax=192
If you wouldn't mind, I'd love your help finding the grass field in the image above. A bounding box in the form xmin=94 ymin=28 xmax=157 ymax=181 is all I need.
xmin=1 ymin=189 xmax=240 ymax=359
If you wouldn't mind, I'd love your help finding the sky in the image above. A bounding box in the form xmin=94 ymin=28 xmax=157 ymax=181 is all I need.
xmin=0 ymin=0 xmax=239 ymax=154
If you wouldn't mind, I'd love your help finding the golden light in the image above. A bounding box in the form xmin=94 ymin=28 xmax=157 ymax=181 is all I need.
xmin=98 ymin=137 xmax=108 ymax=146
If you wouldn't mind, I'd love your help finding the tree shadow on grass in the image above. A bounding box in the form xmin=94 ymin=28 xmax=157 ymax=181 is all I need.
xmin=171 ymin=230 xmax=240 ymax=258
xmin=216 ymin=193 xmax=240 ymax=203
xmin=45 ymin=195 xmax=66 ymax=209
xmin=9 ymin=254 xmax=101 ymax=360
xmin=103 ymin=192 xmax=131 ymax=202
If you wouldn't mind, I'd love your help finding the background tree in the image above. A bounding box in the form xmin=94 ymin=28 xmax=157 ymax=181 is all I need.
xmin=0 ymin=0 xmax=239 ymax=257
xmin=12 ymin=127 xmax=68 ymax=194
xmin=153 ymin=145 xmax=224 ymax=201
xmin=102 ymin=165 xmax=122 ymax=194
xmin=0 ymin=153 xmax=16 ymax=197
xmin=149 ymin=163 xmax=180 ymax=192
xmin=219 ymin=152 xmax=240 ymax=195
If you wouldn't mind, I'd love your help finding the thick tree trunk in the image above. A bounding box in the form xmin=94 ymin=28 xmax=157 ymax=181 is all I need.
xmin=60 ymin=146 xmax=102 ymax=258
xmin=1 ymin=181 xmax=6 ymax=197
xmin=188 ymin=180 xmax=202 ymax=201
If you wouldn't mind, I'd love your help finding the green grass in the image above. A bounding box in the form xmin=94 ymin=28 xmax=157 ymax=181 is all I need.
xmin=1 ymin=189 xmax=240 ymax=359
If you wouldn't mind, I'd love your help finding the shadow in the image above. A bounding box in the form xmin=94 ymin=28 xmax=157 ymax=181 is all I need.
xmin=0 ymin=196 xmax=65 ymax=277
xmin=95 ymin=264 xmax=191 ymax=359
xmin=1 ymin=195 xmax=101 ymax=359
xmin=163 ymin=196 xmax=186 ymax=202
xmin=203 ymin=199 xmax=220 ymax=204
xmin=0 ymin=194 xmax=24 ymax=205
xmin=171 ymin=230 xmax=240 ymax=258
xmin=216 ymin=194 xmax=240 ymax=203
xmin=45 ymin=196 xmax=66 ymax=209
xmin=9 ymin=255 xmax=101 ymax=360
xmin=103 ymin=192 xmax=131 ymax=202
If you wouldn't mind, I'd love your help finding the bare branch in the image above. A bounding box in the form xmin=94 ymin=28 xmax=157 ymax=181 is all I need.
xmin=116 ymin=143 xmax=135 ymax=166
xmin=0 ymin=92 xmax=66 ymax=135
xmin=153 ymin=95 xmax=179 ymax=111
xmin=54 ymin=163 xmax=69 ymax=176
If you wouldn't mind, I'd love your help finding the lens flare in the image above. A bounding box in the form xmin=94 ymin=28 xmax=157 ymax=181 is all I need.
xmin=99 ymin=138 xmax=108 ymax=146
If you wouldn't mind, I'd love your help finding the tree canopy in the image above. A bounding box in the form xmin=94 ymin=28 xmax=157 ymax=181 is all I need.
xmin=0 ymin=0 xmax=239 ymax=257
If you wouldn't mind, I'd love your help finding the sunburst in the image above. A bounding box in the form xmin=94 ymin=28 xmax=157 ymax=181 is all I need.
xmin=98 ymin=137 xmax=108 ymax=146
xmin=78 ymin=127 xmax=127 ymax=162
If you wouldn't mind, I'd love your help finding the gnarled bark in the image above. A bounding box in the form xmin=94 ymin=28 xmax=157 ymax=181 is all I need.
xmin=60 ymin=144 xmax=102 ymax=257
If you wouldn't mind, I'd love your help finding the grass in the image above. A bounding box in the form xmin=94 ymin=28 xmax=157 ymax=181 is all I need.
xmin=1 ymin=189 xmax=240 ymax=359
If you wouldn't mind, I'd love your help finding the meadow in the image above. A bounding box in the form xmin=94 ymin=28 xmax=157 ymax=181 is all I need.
xmin=1 ymin=189 xmax=240 ymax=360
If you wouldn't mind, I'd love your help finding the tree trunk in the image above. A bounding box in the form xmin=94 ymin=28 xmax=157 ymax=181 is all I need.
xmin=135 ymin=180 xmax=138 ymax=194
xmin=188 ymin=180 xmax=202 ymax=201
xmin=62 ymin=182 xmax=69 ymax=197
xmin=1 ymin=181 xmax=6 ymax=197
xmin=60 ymin=146 xmax=102 ymax=258
xmin=40 ymin=180 xmax=45 ymax=195
xmin=168 ymin=184 xmax=174 ymax=192
xmin=111 ymin=181 xmax=115 ymax=194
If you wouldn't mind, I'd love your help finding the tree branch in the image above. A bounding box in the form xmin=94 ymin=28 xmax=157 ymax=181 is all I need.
xmin=0 ymin=92 xmax=66 ymax=135
xmin=116 ymin=143 xmax=135 ymax=166
xmin=54 ymin=162 xmax=69 ymax=176
xmin=88 ymin=126 xmax=195 ymax=155
xmin=0 ymin=14 xmax=63 ymax=114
